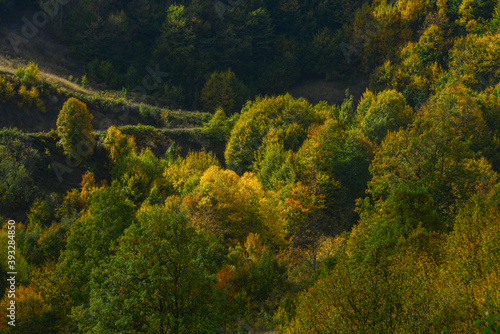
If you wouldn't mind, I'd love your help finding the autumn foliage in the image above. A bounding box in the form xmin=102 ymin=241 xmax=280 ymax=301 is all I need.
xmin=4 ymin=0 xmax=500 ymax=333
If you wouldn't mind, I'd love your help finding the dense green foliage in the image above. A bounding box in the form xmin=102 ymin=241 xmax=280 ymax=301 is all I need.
xmin=27 ymin=0 xmax=365 ymax=110
xmin=3 ymin=0 xmax=500 ymax=333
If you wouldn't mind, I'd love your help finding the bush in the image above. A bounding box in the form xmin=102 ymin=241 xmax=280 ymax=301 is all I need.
xmin=14 ymin=62 xmax=41 ymax=86
xmin=118 ymin=124 xmax=164 ymax=147
xmin=0 ymin=76 xmax=14 ymax=102
xmin=201 ymin=109 xmax=239 ymax=143
xmin=139 ymin=103 xmax=162 ymax=125
xmin=103 ymin=126 xmax=136 ymax=163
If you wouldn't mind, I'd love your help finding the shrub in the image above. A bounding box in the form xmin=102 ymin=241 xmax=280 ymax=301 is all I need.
xmin=0 ymin=76 xmax=14 ymax=102
xmin=201 ymin=109 xmax=239 ymax=143
xmin=103 ymin=126 xmax=136 ymax=163
xmin=139 ymin=103 xmax=162 ymax=125
xmin=14 ymin=62 xmax=41 ymax=86
xmin=17 ymin=85 xmax=45 ymax=112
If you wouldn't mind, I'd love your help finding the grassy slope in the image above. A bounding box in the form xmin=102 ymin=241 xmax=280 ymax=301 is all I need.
xmin=0 ymin=55 xmax=212 ymax=131
xmin=0 ymin=56 xmax=221 ymax=222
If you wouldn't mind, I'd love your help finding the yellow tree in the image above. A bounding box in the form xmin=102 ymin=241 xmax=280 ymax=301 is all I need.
xmin=287 ymin=223 xmax=442 ymax=333
xmin=449 ymin=33 xmax=500 ymax=90
xmin=439 ymin=184 xmax=500 ymax=332
xmin=185 ymin=166 xmax=277 ymax=248
xmin=163 ymin=150 xmax=220 ymax=196
xmin=56 ymin=98 xmax=94 ymax=156
xmin=102 ymin=126 xmax=136 ymax=163
xmin=225 ymin=94 xmax=325 ymax=173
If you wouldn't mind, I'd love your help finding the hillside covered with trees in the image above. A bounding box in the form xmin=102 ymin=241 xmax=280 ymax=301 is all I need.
xmin=1 ymin=0 xmax=500 ymax=333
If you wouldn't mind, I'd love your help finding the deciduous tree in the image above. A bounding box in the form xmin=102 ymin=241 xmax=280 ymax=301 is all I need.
xmin=74 ymin=206 xmax=220 ymax=333
xmin=56 ymin=98 xmax=94 ymax=157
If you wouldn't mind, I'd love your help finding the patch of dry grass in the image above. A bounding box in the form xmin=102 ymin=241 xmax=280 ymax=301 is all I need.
xmin=41 ymin=72 xmax=94 ymax=95
xmin=0 ymin=55 xmax=97 ymax=96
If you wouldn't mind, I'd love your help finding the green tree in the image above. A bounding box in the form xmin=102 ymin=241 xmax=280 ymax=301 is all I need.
xmin=74 ymin=206 xmax=220 ymax=333
xmin=225 ymin=94 xmax=326 ymax=173
xmin=356 ymin=89 xmax=413 ymax=144
xmin=102 ymin=126 xmax=136 ymax=164
xmin=252 ymin=132 xmax=298 ymax=191
xmin=366 ymin=84 xmax=496 ymax=232
xmin=297 ymin=119 xmax=373 ymax=230
xmin=0 ymin=128 xmax=39 ymax=216
xmin=57 ymin=183 xmax=135 ymax=303
xmin=56 ymin=98 xmax=94 ymax=157
xmin=310 ymin=28 xmax=346 ymax=80
xmin=112 ymin=147 xmax=168 ymax=204
xmin=415 ymin=24 xmax=447 ymax=65
xmin=0 ymin=153 xmax=34 ymax=215
xmin=200 ymin=70 xmax=249 ymax=114
xmin=153 ymin=4 xmax=208 ymax=109
xmin=449 ymin=33 xmax=500 ymax=90
xmin=226 ymin=233 xmax=289 ymax=330
xmin=201 ymin=108 xmax=240 ymax=143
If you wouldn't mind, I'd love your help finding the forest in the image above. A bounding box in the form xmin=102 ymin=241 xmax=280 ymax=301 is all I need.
xmin=1 ymin=0 xmax=500 ymax=333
